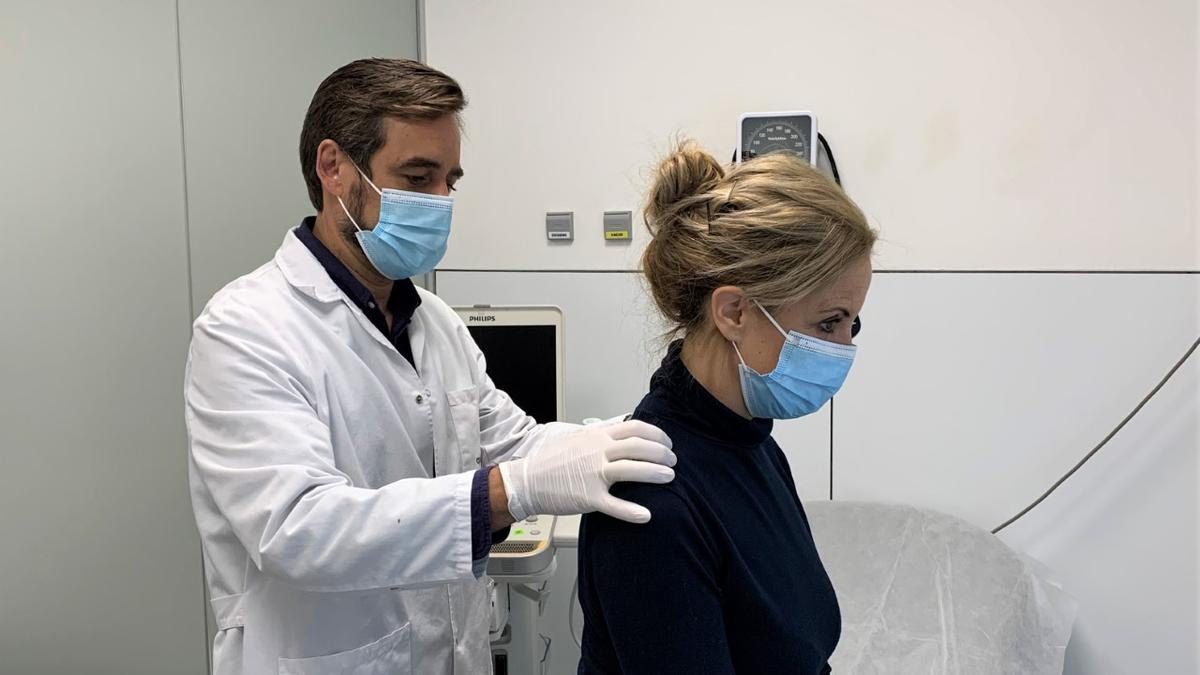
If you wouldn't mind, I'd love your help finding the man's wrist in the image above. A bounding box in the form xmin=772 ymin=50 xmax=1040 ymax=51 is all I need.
xmin=488 ymin=465 xmax=517 ymax=531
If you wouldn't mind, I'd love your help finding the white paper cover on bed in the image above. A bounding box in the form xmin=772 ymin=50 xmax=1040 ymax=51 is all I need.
xmin=805 ymin=501 xmax=1078 ymax=675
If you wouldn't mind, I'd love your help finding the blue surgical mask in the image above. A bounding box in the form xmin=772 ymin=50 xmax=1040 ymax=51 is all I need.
xmin=337 ymin=163 xmax=453 ymax=280
xmin=733 ymin=300 xmax=857 ymax=419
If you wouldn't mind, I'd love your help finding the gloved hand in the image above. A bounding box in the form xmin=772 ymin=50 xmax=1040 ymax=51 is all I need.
xmin=498 ymin=420 xmax=676 ymax=524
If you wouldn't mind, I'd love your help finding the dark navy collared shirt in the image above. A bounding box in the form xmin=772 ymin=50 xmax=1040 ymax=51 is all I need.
xmin=294 ymin=218 xmax=497 ymax=567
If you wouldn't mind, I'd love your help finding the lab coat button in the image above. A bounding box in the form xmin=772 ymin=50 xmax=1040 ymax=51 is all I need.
xmin=415 ymin=393 xmax=425 ymax=404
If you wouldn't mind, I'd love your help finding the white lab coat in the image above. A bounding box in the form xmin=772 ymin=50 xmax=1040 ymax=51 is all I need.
xmin=186 ymin=230 xmax=569 ymax=674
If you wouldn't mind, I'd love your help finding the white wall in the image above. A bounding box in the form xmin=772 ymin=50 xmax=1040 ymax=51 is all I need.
xmin=834 ymin=273 xmax=1196 ymax=526
xmin=178 ymin=0 xmax=420 ymax=311
xmin=0 ymin=1 xmax=205 ymax=672
xmin=427 ymin=2 xmax=1199 ymax=673
xmin=427 ymin=0 xmax=1196 ymax=273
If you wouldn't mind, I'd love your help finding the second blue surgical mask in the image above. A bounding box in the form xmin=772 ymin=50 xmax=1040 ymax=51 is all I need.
xmin=733 ymin=300 xmax=857 ymax=419
xmin=338 ymin=162 xmax=454 ymax=280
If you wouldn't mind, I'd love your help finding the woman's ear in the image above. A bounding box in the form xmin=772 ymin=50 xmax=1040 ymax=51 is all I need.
xmin=710 ymin=286 xmax=748 ymax=343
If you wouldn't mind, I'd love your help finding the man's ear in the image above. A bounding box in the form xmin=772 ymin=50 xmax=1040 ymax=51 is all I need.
xmin=316 ymin=139 xmax=349 ymax=201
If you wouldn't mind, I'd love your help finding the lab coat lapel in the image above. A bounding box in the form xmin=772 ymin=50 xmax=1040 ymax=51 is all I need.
xmin=275 ymin=230 xmax=408 ymax=358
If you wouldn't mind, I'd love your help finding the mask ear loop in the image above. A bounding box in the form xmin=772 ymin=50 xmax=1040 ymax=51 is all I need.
xmin=731 ymin=339 xmax=748 ymax=366
xmin=336 ymin=151 xmax=382 ymax=233
xmin=337 ymin=196 xmax=363 ymax=233
xmin=344 ymin=152 xmax=383 ymax=196
xmin=752 ymin=299 xmax=790 ymax=339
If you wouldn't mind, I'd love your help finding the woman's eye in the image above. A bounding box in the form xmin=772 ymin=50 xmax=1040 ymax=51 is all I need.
xmin=818 ymin=319 xmax=840 ymax=333
xmin=406 ymin=175 xmax=431 ymax=187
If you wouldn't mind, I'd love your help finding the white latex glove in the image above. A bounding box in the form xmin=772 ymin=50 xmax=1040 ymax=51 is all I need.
xmin=581 ymin=413 xmax=631 ymax=426
xmin=498 ymin=420 xmax=676 ymax=524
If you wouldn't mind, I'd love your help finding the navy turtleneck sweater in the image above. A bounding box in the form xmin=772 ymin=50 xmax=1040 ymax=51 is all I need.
xmin=577 ymin=343 xmax=840 ymax=675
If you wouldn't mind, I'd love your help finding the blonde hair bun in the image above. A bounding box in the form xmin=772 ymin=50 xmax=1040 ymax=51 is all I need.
xmin=645 ymin=142 xmax=725 ymax=235
xmin=641 ymin=140 xmax=877 ymax=339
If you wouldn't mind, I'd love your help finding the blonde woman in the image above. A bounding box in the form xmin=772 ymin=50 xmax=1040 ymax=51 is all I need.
xmin=577 ymin=144 xmax=876 ymax=674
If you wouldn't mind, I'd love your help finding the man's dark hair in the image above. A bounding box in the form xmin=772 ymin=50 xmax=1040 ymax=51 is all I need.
xmin=299 ymin=58 xmax=466 ymax=210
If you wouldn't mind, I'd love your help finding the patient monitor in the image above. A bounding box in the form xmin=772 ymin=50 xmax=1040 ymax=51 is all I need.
xmin=454 ymin=304 xmax=565 ymax=424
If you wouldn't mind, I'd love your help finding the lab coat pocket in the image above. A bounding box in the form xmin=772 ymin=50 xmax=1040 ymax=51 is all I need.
xmin=447 ymin=386 xmax=483 ymax=470
xmin=277 ymin=622 xmax=412 ymax=675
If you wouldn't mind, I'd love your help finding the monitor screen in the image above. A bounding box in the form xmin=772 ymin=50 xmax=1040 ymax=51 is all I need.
xmin=466 ymin=324 xmax=559 ymax=423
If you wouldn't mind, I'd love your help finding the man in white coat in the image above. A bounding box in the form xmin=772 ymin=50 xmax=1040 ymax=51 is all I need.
xmin=185 ymin=58 xmax=676 ymax=675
